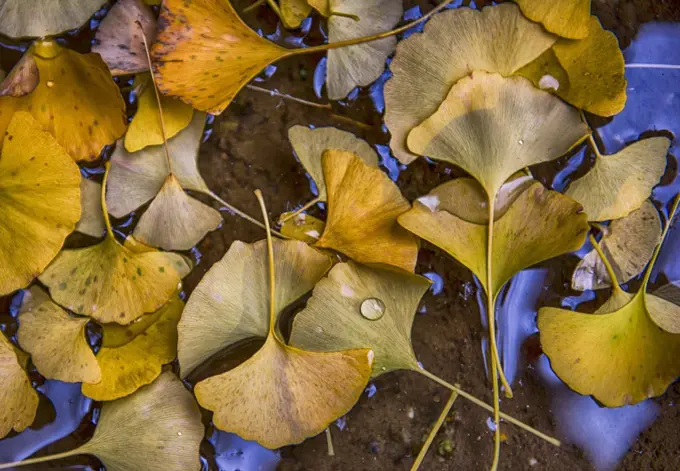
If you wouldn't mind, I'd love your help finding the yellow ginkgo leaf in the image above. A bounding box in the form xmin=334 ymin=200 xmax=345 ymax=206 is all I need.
xmin=0 ymin=53 xmax=38 ymax=97
xmin=82 ymin=296 xmax=183 ymax=401
xmin=399 ymin=182 xmax=589 ymax=299
xmin=325 ymin=0 xmax=402 ymax=100
xmin=125 ymin=73 xmax=194 ymax=152
xmin=290 ymin=261 xmax=430 ymax=375
xmin=92 ymin=0 xmax=157 ymax=76
xmin=315 ymin=149 xmax=419 ymax=272
xmin=514 ymin=0 xmax=591 ymax=39
xmin=288 ymin=125 xmax=378 ymax=201
xmin=76 ymin=177 xmax=106 ymax=238
xmin=407 ymin=71 xmax=588 ymax=198
xmin=572 ymin=201 xmax=661 ymax=291
xmin=0 ymin=40 xmax=127 ymax=161
xmin=518 ymin=17 xmax=626 ymax=117
xmin=384 ymin=3 xmax=558 ymax=164
xmin=280 ymin=0 xmax=312 ymax=29
xmin=0 ymin=111 xmax=81 ymax=296
xmin=565 ymin=137 xmax=670 ymax=221
xmin=17 ymin=287 xmax=101 ymax=384
xmin=0 ymin=0 xmax=107 ymax=38
xmin=280 ymin=212 xmax=326 ymax=244
xmin=0 ymin=333 xmax=38 ymax=439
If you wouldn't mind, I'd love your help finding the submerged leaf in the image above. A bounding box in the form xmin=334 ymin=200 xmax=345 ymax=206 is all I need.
xmin=39 ymin=235 xmax=188 ymax=324
xmin=384 ymin=3 xmax=557 ymax=164
xmin=82 ymin=296 xmax=183 ymax=401
xmin=0 ymin=54 xmax=38 ymax=97
xmin=152 ymin=0 xmax=289 ymax=114
xmin=125 ymin=73 xmax=194 ymax=152
xmin=288 ymin=125 xmax=378 ymax=201
xmin=315 ymin=149 xmax=419 ymax=272
xmin=514 ymin=0 xmax=591 ymax=39
xmin=407 ymin=71 xmax=588 ymax=197
xmin=92 ymin=0 xmax=157 ymax=76
xmin=565 ymin=137 xmax=669 ymax=221
xmin=280 ymin=212 xmax=326 ymax=244
xmin=399 ymin=182 xmax=589 ymax=297
xmin=76 ymin=177 xmax=106 ymax=238
xmin=0 ymin=0 xmax=107 ymax=38
xmin=290 ymin=261 xmax=430 ymax=375
xmin=572 ymin=201 xmax=661 ymax=291
xmin=0 ymin=333 xmax=38 ymax=439
xmin=0 ymin=112 xmax=81 ymax=296
xmin=326 ymin=0 xmax=402 ymax=100
xmin=18 ymin=287 xmax=101 ymax=384
xmin=280 ymin=0 xmax=313 ymax=29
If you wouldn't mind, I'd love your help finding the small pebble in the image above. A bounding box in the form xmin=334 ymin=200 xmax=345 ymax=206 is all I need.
xmin=529 ymin=458 xmax=538 ymax=466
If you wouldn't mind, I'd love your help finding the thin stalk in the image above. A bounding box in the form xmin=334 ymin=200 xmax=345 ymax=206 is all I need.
xmin=265 ymin=0 xmax=283 ymax=17
xmin=588 ymin=232 xmax=623 ymax=293
xmin=255 ymin=189 xmax=277 ymax=332
xmin=279 ymin=196 xmax=322 ymax=223
xmin=410 ymin=392 xmax=458 ymax=471
xmin=329 ymin=10 xmax=360 ymax=21
xmin=587 ymin=134 xmax=603 ymax=159
xmin=486 ymin=198 xmax=501 ymax=471
xmin=625 ymin=63 xmax=680 ymax=69
xmin=642 ymin=195 xmax=680 ymax=288
xmin=325 ymin=428 xmax=336 ymax=456
xmin=417 ymin=369 xmax=561 ymax=447
xmin=0 ymin=449 xmax=82 ymax=470
xmin=243 ymin=0 xmax=266 ymax=13
xmin=207 ymin=190 xmax=287 ymax=239
xmin=285 ymin=0 xmax=454 ymax=56
xmin=101 ymin=162 xmax=114 ymax=237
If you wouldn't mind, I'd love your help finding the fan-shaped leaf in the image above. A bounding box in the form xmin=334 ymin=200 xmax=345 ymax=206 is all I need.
xmin=0 ymin=334 xmax=38 ymax=439
xmin=514 ymin=0 xmax=591 ymax=39
xmin=76 ymin=177 xmax=107 ymax=238
xmin=0 ymin=0 xmax=107 ymax=38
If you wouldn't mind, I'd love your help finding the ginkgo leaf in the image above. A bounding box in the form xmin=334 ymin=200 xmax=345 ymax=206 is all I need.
xmin=288 ymin=125 xmax=378 ymax=201
xmin=280 ymin=0 xmax=312 ymax=29
xmin=564 ymin=137 xmax=669 ymax=221
xmin=315 ymin=149 xmax=419 ymax=272
xmin=107 ymin=112 xmax=209 ymax=218
xmin=152 ymin=0 xmax=289 ymax=114
xmin=280 ymin=212 xmax=326 ymax=244
xmin=0 ymin=40 xmax=128 ymax=161
xmin=17 ymin=287 xmax=101 ymax=384
xmin=308 ymin=0 xmax=331 ymax=16
xmin=325 ymin=0 xmax=402 ymax=100
xmin=0 ymin=0 xmax=107 ymax=38
xmin=518 ymin=17 xmax=626 ymax=117
xmin=0 ymin=54 xmax=38 ymax=97
xmin=125 ymin=73 xmax=195 ymax=152
xmin=178 ymin=239 xmax=332 ymax=376
xmin=572 ymin=201 xmax=661 ymax=291
xmin=92 ymin=0 xmax=157 ymax=76
xmin=82 ymin=296 xmax=183 ymax=401
xmin=514 ymin=0 xmax=591 ymax=39
xmin=76 ymin=177 xmax=106 ymax=238
xmin=0 ymin=112 xmax=81 ymax=296
xmin=384 ymin=3 xmax=557 ymax=164
xmin=132 ymin=175 xmax=222 ymax=251
xmin=399 ymin=182 xmax=589 ymax=298
xmin=39 ymin=234 xmax=189 ymax=325
xmin=290 ymin=261 xmax=430 ymax=375
xmin=0 ymin=333 xmax=38 ymax=439
xmin=407 ymin=71 xmax=588 ymax=198
xmin=654 ymin=282 xmax=680 ymax=307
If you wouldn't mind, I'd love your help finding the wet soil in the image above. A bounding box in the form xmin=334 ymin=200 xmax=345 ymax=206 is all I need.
xmin=1 ymin=0 xmax=679 ymax=470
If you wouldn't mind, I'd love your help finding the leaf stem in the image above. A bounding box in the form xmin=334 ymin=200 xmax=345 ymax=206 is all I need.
xmin=102 ymin=161 xmax=114 ymax=237
xmin=285 ymin=0 xmax=454 ymax=55
xmin=625 ymin=63 xmax=680 ymax=69
xmin=588 ymin=232 xmax=623 ymax=292
xmin=642 ymin=195 xmax=680 ymax=288
xmin=410 ymin=391 xmax=458 ymax=471
xmin=206 ymin=190 xmax=287 ymax=239
xmin=243 ymin=0 xmax=266 ymax=13
xmin=325 ymin=428 xmax=335 ymax=456
xmin=0 ymin=449 xmax=82 ymax=469
xmin=486 ymin=198 xmax=501 ymax=471
xmin=278 ymin=196 xmax=322 ymax=224
xmin=579 ymin=111 xmax=603 ymax=159
xmin=265 ymin=0 xmax=283 ymax=18
xmin=255 ymin=189 xmax=277 ymax=332
xmin=416 ymin=369 xmax=561 ymax=447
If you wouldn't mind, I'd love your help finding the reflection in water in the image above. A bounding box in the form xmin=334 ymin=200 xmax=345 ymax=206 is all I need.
xmin=209 ymin=430 xmax=280 ymax=471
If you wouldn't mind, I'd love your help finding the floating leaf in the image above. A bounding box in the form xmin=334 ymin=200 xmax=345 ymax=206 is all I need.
xmin=0 ymin=40 xmax=127 ymax=161
xmin=564 ymin=137 xmax=669 ymax=221
xmin=325 ymin=0 xmax=402 ymax=100
xmin=152 ymin=0 xmax=289 ymax=114
xmin=0 ymin=54 xmax=38 ymax=97
xmin=125 ymin=73 xmax=195 ymax=152
xmin=0 ymin=112 xmax=81 ymax=296
xmin=384 ymin=3 xmax=557 ymax=164
xmin=288 ymin=125 xmax=378 ymax=201
xmin=92 ymin=0 xmax=157 ymax=76
xmin=82 ymin=296 xmax=183 ymax=401
xmin=518 ymin=17 xmax=626 ymax=116
xmin=280 ymin=212 xmax=326 ymax=244
xmin=407 ymin=71 xmax=588 ymax=198
xmin=514 ymin=0 xmax=591 ymax=39
xmin=17 ymin=287 xmax=101 ymax=384
xmin=315 ymin=149 xmax=419 ymax=272
xmin=572 ymin=201 xmax=661 ymax=291
xmin=0 ymin=0 xmax=107 ymax=38
xmin=76 ymin=177 xmax=107 ymax=238
xmin=290 ymin=261 xmax=430 ymax=375
xmin=400 ymin=182 xmax=589 ymax=297
xmin=280 ymin=0 xmax=312 ymax=29
xmin=0 ymin=333 xmax=38 ymax=439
